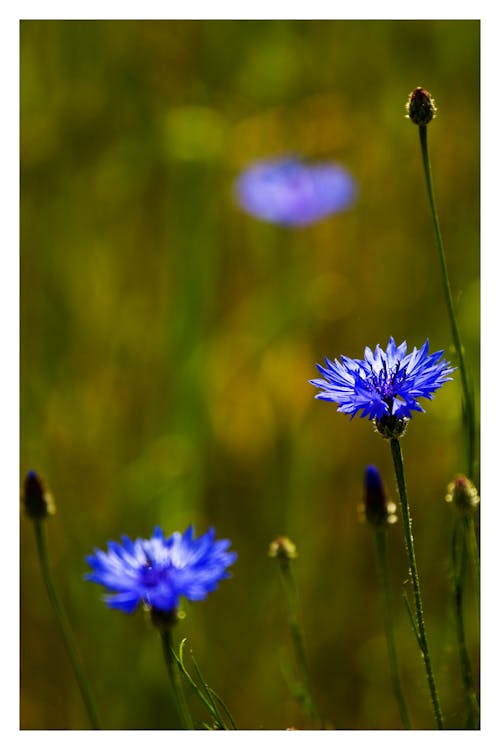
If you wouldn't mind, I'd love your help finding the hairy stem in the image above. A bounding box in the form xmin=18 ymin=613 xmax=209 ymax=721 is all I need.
xmin=389 ymin=438 xmax=444 ymax=729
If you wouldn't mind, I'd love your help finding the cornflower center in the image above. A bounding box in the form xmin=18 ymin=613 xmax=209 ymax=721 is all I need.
xmin=141 ymin=553 xmax=169 ymax=588
xmin=368 ymin=360 xmax=407 ymax=406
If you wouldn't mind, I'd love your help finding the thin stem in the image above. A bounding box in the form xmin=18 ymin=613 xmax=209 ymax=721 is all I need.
xmin=190 ymin=649 xmax=232 ymax=729
xmin=169 ymin=638 xmax=237 ymax=729
xmin=32 ymin=520 xmax=101 ymax=729
xmin=172 ymin=645 xmax=223 ymax=725
xmin=374 ymin=528 xmax=412 ymax=729
xmin=206 ymin=687 xmax=238 ymax=731
xmin=389 ymin=438 xmax=444 ymax=729
xmin=278 ymin=556 xmax=322 ymax=726
xmin=451 ymin=517 xmax=479 ymax=728
xmin=161 ymin=629 xmax=194 ymax=729
xmin=464 ymin=512 xmax=480 ymax=612
xmin=418 ymin=125 xmax=476 ymax=482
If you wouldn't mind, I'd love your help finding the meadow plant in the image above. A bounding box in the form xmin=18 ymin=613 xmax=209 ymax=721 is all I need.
xmin=85 ymin=526 xmax=236 ymax=728
xmin=406 ymin=87 xmax=477 ymax=482
xmin=407 ymin=86 xmax=480 ymax=727
xmin=21 ymin=82 xmax=479 ymax=731
xmin=269 ymin=536 xmax=322 ymax=727
xmin=311 ymin=338 xmax=455 ymax=728
xmin=22 ymin=472 xmax=101 ymax=730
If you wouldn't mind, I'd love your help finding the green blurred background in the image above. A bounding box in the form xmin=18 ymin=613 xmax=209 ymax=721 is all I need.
xmin=20 ymin=20 xmax=479 ymax=730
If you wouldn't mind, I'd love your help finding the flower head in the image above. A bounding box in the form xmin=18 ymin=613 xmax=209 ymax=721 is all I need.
xmin=235 ymin=157 xmax=356 ymax=226
xmin=310 ymin=338 xmax=454 ymax=429
xmin=85 ymin=526 xmax=237 ymax=615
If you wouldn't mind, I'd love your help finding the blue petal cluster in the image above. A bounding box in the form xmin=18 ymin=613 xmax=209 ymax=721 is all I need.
xmin=310 ymin=337 xmax=455 ymax=421
xmin=85 ymin=526 xmax=237 ymax=614
xmin=235 ymin=157 xmax=356 ymax=226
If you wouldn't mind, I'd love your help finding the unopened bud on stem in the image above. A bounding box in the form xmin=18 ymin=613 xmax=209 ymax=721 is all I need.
xmin=406 ymin=87 xmax=437 ymax=126
xmin=445 ymin=475 xmax=479 ymax=513
xmin=269 ymin=536 xmax=297 ymax=561
xmin=361 ymin=465 xmax=397 ymax=527
xmin=22 ymin=470 xmax=55 ymax=520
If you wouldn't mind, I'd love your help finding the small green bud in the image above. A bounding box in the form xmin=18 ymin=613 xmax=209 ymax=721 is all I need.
xmin=22 ymin=470 xmax=55 ymax=520
xmin=269 ymin=536 xmax=297 ymax=561
xmin=406 ymin=87 xmax=437 ymax=126
xmin=445 ymin=475 xmax=479 ymax=513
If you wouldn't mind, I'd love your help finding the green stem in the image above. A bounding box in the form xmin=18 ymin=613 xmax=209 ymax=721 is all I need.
xmin=32 ymin=520 xmax=101 ymax=729
xmin=451 ymin=517 xmax=479 ymax=728
xmin=418 ymin=125 xmax=476 ymax=482
xmin=389 ymin=438 xmax=444 ymax=729
xmin=374 ymin=529 xmax=412 ymax=729
xmin=278 ymin=556 xmax=322 ymax=726
xmin=161 ymin=629 xmax=194 ymax=729
xmin=464 ymin=512 xmax=480 ymax=612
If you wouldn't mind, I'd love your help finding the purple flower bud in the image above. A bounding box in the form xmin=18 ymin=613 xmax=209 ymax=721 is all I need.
xmin=22 ymin=470 xmax=55 ymax=520
xmin=363 ymin=466 xmax=397 ymax=527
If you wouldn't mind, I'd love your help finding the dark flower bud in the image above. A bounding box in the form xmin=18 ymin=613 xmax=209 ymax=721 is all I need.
xmin=406 ymin=87 xmax=437 ymax=126
xmin=361 ymin=465 xmax=397 ymax=527
xmin=445 ymin=475 xmax=479 ymax=513
xmin=373 ymin=415 xmax=409 ymax=440
xmin=148 ymin=605 xmax=183 ymax=632
xmin=269 ymin=536 xmax=297 ymax=561
xmin=22 ymin=470 xmax=55 ymax=520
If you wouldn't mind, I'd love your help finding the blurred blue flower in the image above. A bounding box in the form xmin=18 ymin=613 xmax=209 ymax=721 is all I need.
xmin=310 ymin=337 xmax=454 ymax=421
xmin=85 ymin=526 xmax=237 ymax=614
xmin=235 ymin=157 xmax=356 ymax=226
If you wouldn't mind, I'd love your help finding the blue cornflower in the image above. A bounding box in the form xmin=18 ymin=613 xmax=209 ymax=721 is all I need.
xmin=85 ymin=526 xmax=237 ymax=615
xmin=310 ymin=337 xmax=454 ymax=424
xmin=235 ymin=157 xmax=356 ymax=226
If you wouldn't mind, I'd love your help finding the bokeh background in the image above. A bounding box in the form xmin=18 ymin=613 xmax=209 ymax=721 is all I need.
xmin=20 ymin=19 xmax=480 ymax=730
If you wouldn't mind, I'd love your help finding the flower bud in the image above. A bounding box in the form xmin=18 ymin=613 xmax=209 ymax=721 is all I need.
xmin=148 ymin=605 xmax=183 ymax=632
xmin=361 ymin=465 xmax=397 ymax=527
xmin=445 ymin=475 xmax=479 ymax=513
xmin=22 ymin=470 xmax=55 ymax=520
xmin=373 ymin=415 xmax=409 ymax=440
xmin=406 ymin=87 xmax=437 ymax=126
xmin=269 ymin=536 xmax=297 ymax=561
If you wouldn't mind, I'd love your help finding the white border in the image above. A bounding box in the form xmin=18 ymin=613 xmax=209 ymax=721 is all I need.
xmin=5 ymin=5 xmax=498 ymax=747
